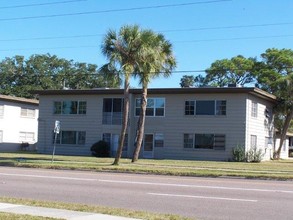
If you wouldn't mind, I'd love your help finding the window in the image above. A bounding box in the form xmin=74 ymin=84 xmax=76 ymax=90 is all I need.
xmin=53 ymin=101 xmax=87 ymax=115
xmin=154 ymin=133 xmax=164 ymax=147
xmin=21 ymin=108 xmax=35 ymax=118
xmin=216 ymin=100 xmax=227 ymax=115
xmin=196 ymin=101 xmax=215 ymax=115
xmin=183 ymin=133 xmax=225 ymax=150
xmin=0 ymin=130 xmax=3 ymax=143
xmin=250 ymin=135 xmax=257 ymax=148
xmin=185 ymin=101 xmax=195 ymax=115
xmin=195 ymin=134 xmax=214 ymax=149
xmin=102 ymin=98 xmax=123 ymax=125
xmin=144 ymin=134 xmax=154 ymax=151
xmin=55 ymin=131 xmax=86 ymax=145
xmin=19 ymin=132 xmax=35 ymax=143
xmin=289 ymin=137 xmax=293 ymax=147
xmin=185 ymin=100 xmax=226 ymax=116
xmin=0 ymin=105 xmax=3 ymax=117
xmin=251 ymin=101 xmax=258 ymax=118
xmin=135 ymin=98 xmax=165 ymax=117
xmin=183 ymin=134 xmax=194 ymax=148
xmin=214 ymin=134 xmax=226 ymax=150
xmin=102 ymin=133 xmax=128 ymax=151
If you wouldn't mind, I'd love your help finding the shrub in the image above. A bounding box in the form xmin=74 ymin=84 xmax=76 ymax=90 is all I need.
xmin=232 ymin=145 xmax=246 ymax=162
xmin=246 ymin=146 xmax=264 ymax=163
xmin=90 ymin=140 xmax=110 ymax=157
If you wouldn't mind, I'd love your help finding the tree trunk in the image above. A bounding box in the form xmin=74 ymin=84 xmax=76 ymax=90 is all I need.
xmin=132 ymin=86 xmax=147 ymax=162
xmin=274 ymin=108 xmax=293 ymax=159
xmin=113 ymin=78 xmax=130 ymax=165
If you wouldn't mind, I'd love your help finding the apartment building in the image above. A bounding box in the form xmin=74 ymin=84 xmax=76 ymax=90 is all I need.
xmin=0 ymin=95 xmax=39 ymax=152
xmin=34 ymin=87 xmax=280 ymax=161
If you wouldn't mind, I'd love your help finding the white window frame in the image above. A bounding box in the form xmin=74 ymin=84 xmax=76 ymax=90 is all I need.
xmin=21 ymin=108 xmax=36 ymax=118
xmin=53 ymin=101 xmax=87 ymax=115
xmin=102 ymin=98 xmax=123 ymax=125
xmin=251 ymin=101 xmax=258 ymax=118
xmin=19 ymin=132 xmax=35 ymax=143
xmin=0 ymin=105 xmax=4 ymax=118
xmin=154 ymin=133 xmax=164 ymax=147
xmin=55 ymin=131 xmax=86 ymax=145
xmin=135 ymin=98 xmax=165 ymax=117
xmin=250 ymin=135 xmax=257 ymax=148
xmin=183 ymin=133 xmax=225 ymax=150
xmin=184 ymin=100 xmax=226 ymax=116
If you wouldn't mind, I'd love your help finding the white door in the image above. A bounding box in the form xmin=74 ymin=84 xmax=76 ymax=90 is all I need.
xmin=143 ymin=134 xmax=154 ymax=158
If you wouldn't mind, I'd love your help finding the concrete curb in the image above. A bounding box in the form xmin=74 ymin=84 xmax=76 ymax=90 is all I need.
xmin=0 ymin=203 xmax=140 ymax=220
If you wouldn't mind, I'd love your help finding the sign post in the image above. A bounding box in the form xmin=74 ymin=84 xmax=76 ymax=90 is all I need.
xmin=52 ymin=120 xmax=60 ymax=163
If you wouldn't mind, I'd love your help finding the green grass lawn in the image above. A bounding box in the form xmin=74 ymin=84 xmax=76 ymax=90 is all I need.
xmin=1 ymin=152 xmax=293 ymax=180
xmin=0 ymin=197 xmax=191 ymax=220
xmin=0 ymin=212 xmax=62 ymax=220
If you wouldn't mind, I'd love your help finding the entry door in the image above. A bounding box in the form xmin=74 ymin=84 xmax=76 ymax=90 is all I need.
xmin=111 ymin=134 xmax=119 ymax=157
xmin=143 ymin=134 xmax=154 ymax=158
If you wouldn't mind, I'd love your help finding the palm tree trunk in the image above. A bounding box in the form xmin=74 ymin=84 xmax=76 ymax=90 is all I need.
xmin=132 ymin=86 xmax=147 ymax=162
xmin=274 ymin=108 xmax=293 ymax=159
xmin=113 ymin=78 xmax=130 ymax=165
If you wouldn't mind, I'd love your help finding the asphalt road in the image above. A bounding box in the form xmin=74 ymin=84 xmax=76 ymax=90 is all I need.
xmin=0 ymin=167 xmax=292 ymax=220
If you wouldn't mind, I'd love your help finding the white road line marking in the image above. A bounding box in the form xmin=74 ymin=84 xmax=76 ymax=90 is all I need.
xmin=0 ymin=173 xmax=96 ymax=181
xmin=148 ymin=193 xmax=258 ymax=202
xmin=99 ymin=179 xmax=293 ymax=193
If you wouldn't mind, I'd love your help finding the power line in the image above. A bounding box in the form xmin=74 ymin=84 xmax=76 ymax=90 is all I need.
xmin=0 ymin=34 xmax=103 ymax=42
xmin=0 ymin=0 xmax=231 ymax=21
xmin=0 ymin=45 xmax=94 ymax=52
xmin=174 ymin=34 xmax=293 ymax=43
xmin=161 ymin=22 xmax=293 ymax=33
xmin=0 ymin=0 xmax=86 ymax=10
xmin=1 ymin=34 xmax=292 ymax=52
xmin=1 ymin=22 xmax=293 ymax=42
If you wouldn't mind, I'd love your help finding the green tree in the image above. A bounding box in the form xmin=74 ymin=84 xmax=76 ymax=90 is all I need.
xmin=98 ymin=63 xmax=122 ymax=88
xmin=101 ymin=25 xmax=145 ymax=165
xmin=205 ymin=55 xmax=256 ymax=87
xmin=132 ymin=31 xmax=176 ymax=162
xmin=180 ymin=75 xmax=195 ymax=87
xmin=0 ymin=55 xmax=25 ymax=96
xmin=255 ymin=48 xmax=293 ymax=159
xmin=194 ymin=75 xmax=208 ymax=87
xmin=0 ymin=54 xmax=119 ymax=98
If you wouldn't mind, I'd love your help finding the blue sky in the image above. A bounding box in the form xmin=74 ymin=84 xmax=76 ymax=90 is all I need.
xmin=1 ymin=0 xmax=292 ymax=88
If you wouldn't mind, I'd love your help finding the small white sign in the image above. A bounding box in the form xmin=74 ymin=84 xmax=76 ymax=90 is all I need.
xmin=54 ymin=120 xmax=60 ymax=134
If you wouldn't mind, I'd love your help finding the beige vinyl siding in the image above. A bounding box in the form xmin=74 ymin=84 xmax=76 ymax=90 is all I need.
xmin=131 ymin=93 xmax=247 ymax=161
xmin=38 ymin=94 xmax=123 ymax=155
xmin=245 ymin=94 xmax=274 ymax=160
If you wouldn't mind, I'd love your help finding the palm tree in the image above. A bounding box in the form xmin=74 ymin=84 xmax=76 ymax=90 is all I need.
xmin=101 ymin=25 xmax=144 ymax=165
xmin=132 ymin=31 xmax=177 ymax=162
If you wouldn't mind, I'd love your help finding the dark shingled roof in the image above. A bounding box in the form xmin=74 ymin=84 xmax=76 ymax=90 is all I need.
xmin=33 ymin=87 xmax=277 ymax=103
xmin=0 ymin=94 xmax=39 ymax=105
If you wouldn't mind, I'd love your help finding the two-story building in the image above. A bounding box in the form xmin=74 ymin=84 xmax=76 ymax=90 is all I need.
xmin=0 ymin=95 xmax=39 ymax=152
xmin=35 ymin=87 xmax=281 ymax=161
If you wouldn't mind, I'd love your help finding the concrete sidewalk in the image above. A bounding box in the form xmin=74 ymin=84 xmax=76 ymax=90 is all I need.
xmin=0 ymin=203 xmax=140 ymax=220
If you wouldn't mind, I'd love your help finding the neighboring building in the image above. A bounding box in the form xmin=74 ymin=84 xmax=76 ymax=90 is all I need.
xmin=275 ymin=132 xmax=293 ymax=159
xmin=35 ymin=87 xmax=278 ymax=161
xmin=289 ymin=135 xmax=293 ymax=157
xmin=0 ymin=95 xmax=39 ymax=152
